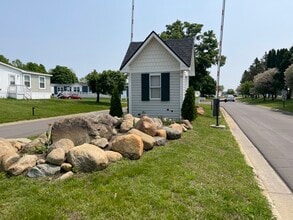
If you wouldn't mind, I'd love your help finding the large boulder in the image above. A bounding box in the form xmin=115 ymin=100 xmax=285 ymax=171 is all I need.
xmin=21 ymin=133 xmax=48 ymax=154
xmin=51 ymin=113 xmax=116 ymax=145
xmin=8 ymin=155 xmax=38 ymax=176
xmin=111 ymin=134 xmax=143 ymax=160
xmin=67 ymin=143 xmax=109 ymax=172
xmin=128 ymin=128 xmax=155 ymax=150
xmin=134 ymin=116 xmax=157 ymax=137
xmin=120 ymin=114 xmax=134 ymax=133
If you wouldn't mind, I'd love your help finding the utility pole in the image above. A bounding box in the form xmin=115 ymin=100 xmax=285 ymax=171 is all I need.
xmin=130 ymin=0 xmax=134 ymax=42
xmin=212 ymin=0 xmax=226 ymax=128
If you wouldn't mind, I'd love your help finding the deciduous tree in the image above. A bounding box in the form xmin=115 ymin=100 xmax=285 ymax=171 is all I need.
xmin=160 ymin=20 xmax=225 ymax=94
xmin=50 ymin=65 xmax=78 ymax=84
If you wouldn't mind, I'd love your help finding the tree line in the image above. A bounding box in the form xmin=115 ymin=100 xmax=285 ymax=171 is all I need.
xmin=238 ymin=47 xmax=293 ymax=100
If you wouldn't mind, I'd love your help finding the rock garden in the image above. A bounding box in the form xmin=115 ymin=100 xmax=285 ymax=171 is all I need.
xmin=0 ymin=112 xmax=193 ymax=181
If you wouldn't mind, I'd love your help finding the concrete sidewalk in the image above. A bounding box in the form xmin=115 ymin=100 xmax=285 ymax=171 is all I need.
xmin=222 ymin=108 xmax=293 ymax=220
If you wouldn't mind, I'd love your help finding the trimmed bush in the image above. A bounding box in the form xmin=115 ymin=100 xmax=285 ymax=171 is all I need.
xmin=181 ymin=87 xmax=196 ymax=121
xmin=109 ymin=86 xmax=123 ymax=117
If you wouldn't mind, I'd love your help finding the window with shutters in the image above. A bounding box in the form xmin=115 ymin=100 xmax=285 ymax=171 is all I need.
xmin=150 ymin=74 xmax=161 ymax=100
xmin=141 ymin=72 xmax=169 ymax=101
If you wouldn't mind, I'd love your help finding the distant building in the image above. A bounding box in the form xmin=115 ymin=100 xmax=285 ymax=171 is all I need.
xmin=0 ymin=61 xmax=52 ymax=99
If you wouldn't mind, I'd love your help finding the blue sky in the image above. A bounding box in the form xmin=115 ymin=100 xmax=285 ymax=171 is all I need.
xmin=1 ymin=0 xmax=292 ymax=90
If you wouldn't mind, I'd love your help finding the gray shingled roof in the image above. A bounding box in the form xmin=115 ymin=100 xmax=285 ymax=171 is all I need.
xmin=120 ymin=31 xmax=194 ymax=70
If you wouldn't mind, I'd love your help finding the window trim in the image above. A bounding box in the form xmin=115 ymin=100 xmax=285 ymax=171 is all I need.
xmin=39 ymin=76 xmax=46 ymax=89
xmin=9 ymin=75 xmax=15 ymax=85
xmin=149 ymin=73 xmax=161 ymax=100
xmin=23 ymin=74 xmax=31 ymax=88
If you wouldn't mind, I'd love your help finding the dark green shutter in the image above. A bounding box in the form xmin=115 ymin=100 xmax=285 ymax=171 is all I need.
xmin=141 ymin=73 xmax=149 ymax=101
xmin=161 ymin=72 xmax=170 ymax=101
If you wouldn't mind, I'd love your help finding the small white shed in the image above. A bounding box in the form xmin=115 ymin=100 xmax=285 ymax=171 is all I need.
xmin=120 ymin=31 xmax=195 ymax=119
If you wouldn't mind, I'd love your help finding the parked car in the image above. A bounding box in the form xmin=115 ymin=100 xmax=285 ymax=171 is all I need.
xmin=226 ymin=95 xmax=235 ymax=102
xmin=57 ymin=93 xmax=81 ymax=99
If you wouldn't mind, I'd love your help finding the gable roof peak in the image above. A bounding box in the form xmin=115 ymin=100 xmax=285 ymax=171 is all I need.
xmin=120 ymin=31 xmax=194 ymax=71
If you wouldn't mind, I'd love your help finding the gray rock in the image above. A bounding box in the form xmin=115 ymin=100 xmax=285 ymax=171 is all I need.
xmin=153 ymin=136 xmax=167 ymax=146
xmin=37 ymin=163 xmax=61 ymax=176
xmin=163 ymin=126 xmax=181 ymax=140
xmin=51 ymin=114 xmax=115 ymax=145
xmin=27 ymin=167 xmax=46 ymax=178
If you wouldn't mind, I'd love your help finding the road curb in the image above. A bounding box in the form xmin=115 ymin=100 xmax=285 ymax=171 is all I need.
xmin=221 ymin=108 xmax=293 ymax=220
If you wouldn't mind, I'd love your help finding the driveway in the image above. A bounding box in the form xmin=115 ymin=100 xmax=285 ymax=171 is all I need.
xmin=222 ymin=101 xmax=293 ymax=192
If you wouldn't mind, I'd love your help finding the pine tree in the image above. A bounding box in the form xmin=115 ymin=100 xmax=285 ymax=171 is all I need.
xmin=109 ymin=86 xmax=123 ymax=117
xmin=181 ymin=87 xmax=196 ymax=121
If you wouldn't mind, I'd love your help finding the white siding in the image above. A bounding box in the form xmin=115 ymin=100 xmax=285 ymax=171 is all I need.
xmin=0 ymin=64 xmax=21 ymax=98
xmin=130 ymin=72 xmax=181 ymax=119
xmin=129 ymin=38 xmax=180 ymax=73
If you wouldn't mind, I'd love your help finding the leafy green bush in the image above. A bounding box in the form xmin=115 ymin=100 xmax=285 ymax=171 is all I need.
xmin=181 ymin=87 xmax=196 ymax=121
xmin=109 ymin=86 xmax=123 ymax=117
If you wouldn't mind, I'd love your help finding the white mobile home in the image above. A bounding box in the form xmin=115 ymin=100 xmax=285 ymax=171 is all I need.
xmin=0 ymin=62 xmax=52 ymax=99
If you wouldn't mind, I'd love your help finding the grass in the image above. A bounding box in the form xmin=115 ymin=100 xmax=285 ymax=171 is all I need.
xmin=0 ymin=98 xmax=114 ymax=124
xmin=239 ymin=97 xmax=293 ymax=113
xmin=0 ymin=105 xmax=275 ymax=219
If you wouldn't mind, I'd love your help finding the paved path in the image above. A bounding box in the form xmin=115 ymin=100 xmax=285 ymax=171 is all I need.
xmin=222 ymin=101 xmax=293 ymax=192
xmin=0 ymin=110 xmax=109 ymax=138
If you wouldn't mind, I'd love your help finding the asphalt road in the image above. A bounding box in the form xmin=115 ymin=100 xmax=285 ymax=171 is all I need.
xmin=222 ymin=101 xmax=293 ymax=192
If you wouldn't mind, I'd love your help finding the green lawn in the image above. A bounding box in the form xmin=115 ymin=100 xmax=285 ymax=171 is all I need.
xmin=0 ymin=105 xmax=275 ymax=219
xmin=0 ymin=98 xmax=113 ymax=124
xmin=239 ymin=97 xmax=293 ymax=113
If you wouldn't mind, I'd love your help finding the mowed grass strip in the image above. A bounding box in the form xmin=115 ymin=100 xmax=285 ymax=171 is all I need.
xmin=0 ymin=98 xmax=112 ymax=124
xmin=0 ymin=105 xmax=275 ymax=219
xmin=239 ymin=97 xmax=293 ymax=113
